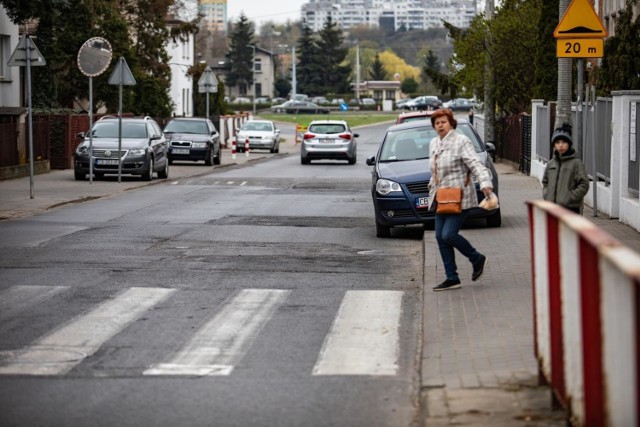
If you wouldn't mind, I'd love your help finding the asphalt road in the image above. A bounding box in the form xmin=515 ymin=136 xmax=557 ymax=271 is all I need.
xmin=0 ymin=122 xmax=426 ymax=427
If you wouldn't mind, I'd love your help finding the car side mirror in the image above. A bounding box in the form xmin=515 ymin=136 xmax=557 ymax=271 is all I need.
xmin=150 ymin=135 xmax=161 ymax=142
xmin=485 ymin=142 xmax=496 ymax=154
xmin=366 ymin=156 xmax=376 ymax=166
xmin=77 ymin=132 xmax=86 ymax=139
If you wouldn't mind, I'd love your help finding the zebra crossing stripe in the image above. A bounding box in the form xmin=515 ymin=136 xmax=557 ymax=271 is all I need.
xmin=312 ymin=290 xmax=403 ymax=376
xmin=0 ymin=287 xmax=175 ymax=376
xmin=144 ymin=288 xmax=290 ymax=376
xmin=0 ymin=286 xmax=69 ymax=321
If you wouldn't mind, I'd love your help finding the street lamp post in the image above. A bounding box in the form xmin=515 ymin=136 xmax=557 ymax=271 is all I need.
xmin=247 ymin=44 xmax=256 ymax=116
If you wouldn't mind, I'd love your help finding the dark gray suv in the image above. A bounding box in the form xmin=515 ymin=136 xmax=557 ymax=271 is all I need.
xmin=74 ymin=116 xmax=169 ymax=181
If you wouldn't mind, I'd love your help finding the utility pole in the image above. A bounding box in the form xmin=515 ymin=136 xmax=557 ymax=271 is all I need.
xmin=483 ymin=0 xmax=495 ymax=149
xmin=248 ymin=44 xmax=256 ymax=115
xmin=556 ymin=0 xmax=573 ymax=131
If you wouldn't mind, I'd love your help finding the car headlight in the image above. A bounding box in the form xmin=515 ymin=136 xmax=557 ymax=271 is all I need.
xmin=127 ymin=148 xmax=146 ymax=156
xmin=192 ymin=142 xmax=207 ymax=148
xmin=376 ymin=179 xmax=403 ymax=195
xmin=76 ymin=144 xmax=89 ymax=155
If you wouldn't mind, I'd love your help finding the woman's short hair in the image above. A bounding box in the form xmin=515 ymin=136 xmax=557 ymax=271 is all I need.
xmin=430 ymin=109 xmax=457 ymax=129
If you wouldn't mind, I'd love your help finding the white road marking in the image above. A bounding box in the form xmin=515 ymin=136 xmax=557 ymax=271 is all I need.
xmin=0 ymin=287 xmax=175 ymax=375
xmin=0 ymin=285 xmax=69 ymax=320
xmin=240 ymin=181 xmax=247 ymax=186
xmin=144 ymin=288 xmax=290 ymax=376
xmin=312 ymin=290 xmax=403 ymax=376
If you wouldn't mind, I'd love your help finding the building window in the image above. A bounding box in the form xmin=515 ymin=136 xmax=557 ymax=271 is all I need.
xmin=386 ymin=90 xmax=395 ymax=100
xmin=255 ymin=58 xmax=262 ymax=73
xmin=256 ymin=83 xmax=262 ymax=97
xmin=0 ymin=35 xmax=9 ymax=81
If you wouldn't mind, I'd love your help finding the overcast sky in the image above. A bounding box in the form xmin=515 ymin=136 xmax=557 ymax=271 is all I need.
xmin=226 ymin=0 xmax=304 ymax=29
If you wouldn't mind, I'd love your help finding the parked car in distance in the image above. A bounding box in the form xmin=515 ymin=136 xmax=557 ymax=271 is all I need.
xmin=300 ymin=120 xmax=358 ymax=165
xmin=403 ymin=95 xmax=442 ymax=111
xmin=271 ymin=97 xmax=286 ymax=105
xmin=365 ymin=119 xmax=501 ymax=237
xmin=235 ymin=120 xmax=281 ymax=153
xmin=445 ymin=98 xmax=475 ymax=111
xmin=270 ymin=100 xmax=330 ymax=114
xmin=395 ymin=98 xmax=413 ymax=110
xmin=231 ymin=97 xmax=251 ymax=104
xmin=360 ymin=98 xmax=377 ymax=106
xmin=163 ymin=117 xmax=221 ymax=166
xmin=255 ymin=97 xmax=270 ymax=104
xmin=74 ymin=116 xmax=169 ymax=181
xmin=311 ymin=96 xmax=329 ymax=104
xmin=396 ymin=110 xmax=436 ymax=124
xmin=330 ymin=98 xmax=347 ymax=105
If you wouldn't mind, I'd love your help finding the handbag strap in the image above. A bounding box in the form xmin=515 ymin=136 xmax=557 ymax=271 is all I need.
xmin=433 ymin=154 xmax=471 ymax=186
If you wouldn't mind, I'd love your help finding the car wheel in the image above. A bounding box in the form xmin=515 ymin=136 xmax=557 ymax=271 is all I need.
xmin=375 ymin=219 xmax=391 ymax=238
xmin=142 ymin=157 xmax=154 ymax=181
xmin=301 ymin=156 xmax=310 ymax=165
xmin=213 ymin=146 xmax=221 ymax=165
xmin=205 ymin=147 xmax=214 ymax=166
xmin=348 ymin=154 xmax=356 ymax=165
xmin=423 ymin=221 xmax=435 ymax=231
xmin=486 ymin=209 xmax=502 ymax=227
xmin=169 ymin=158 xmax=174 ymax=165
xmin=158 ymin=158 xmax=169 ymax=179
xmin=74 ymin=170 xmax=85 ymax=181
xmin=270 ymin=144 xmax=276 ymax=153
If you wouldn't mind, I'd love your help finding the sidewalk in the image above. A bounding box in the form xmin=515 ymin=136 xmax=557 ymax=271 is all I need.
xmin=0 ymin=142 xmax=299 ymax=221
xmin=421 ymin=163 xmax=640 ymax=426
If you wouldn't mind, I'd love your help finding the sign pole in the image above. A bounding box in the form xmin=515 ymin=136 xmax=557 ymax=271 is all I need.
xmin=25 ymin=35 xmax=35 ymax=199
xmin=89 ymin=77 xmax=94 ymax=183
xmin=576 ymin=59 xmax=583 ymax=159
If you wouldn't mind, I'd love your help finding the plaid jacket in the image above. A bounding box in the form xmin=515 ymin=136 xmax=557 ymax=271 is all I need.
xmin=428 ymin=130 xmax=493 ymax=210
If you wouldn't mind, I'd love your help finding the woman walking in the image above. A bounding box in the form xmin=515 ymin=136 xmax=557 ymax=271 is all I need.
xmin=428 ymin=109 xmax=495 ymax=291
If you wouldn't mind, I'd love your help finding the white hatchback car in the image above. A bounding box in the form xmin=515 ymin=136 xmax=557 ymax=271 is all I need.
xmin=300 ymin=120 xmax=358 ymax=165
xmin=235 ymin=120 xmax=281 ymax=153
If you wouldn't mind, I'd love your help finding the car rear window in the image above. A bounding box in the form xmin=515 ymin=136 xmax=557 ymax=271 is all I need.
xmin=164 ymin=120 xmax=208 ymax=134
xmin=243 ymin=122 xmax=272 ymax=131
xmin=309 ymin=124 xmax=346 ymax=134
xmin=92 ymin=122 xmax=147 ymax=138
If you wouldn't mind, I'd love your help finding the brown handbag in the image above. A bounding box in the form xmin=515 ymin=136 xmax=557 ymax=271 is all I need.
xmin=433 ymin=154 xmax=470 ymax=215
xmin=435 ymin=187 xmax=464 ymax=214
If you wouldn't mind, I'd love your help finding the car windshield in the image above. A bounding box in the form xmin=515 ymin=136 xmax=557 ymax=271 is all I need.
xmin=308 ymin=124 xmax=346 ymax=134
xmin=164 ymin=120 xmax=208 ymax=134
xmin=242 ymin=122 xmax=273 ymax=131
xmin=91 ymin=122 xmax=147 ymax=138
xmin=379 ymin=124 xmax=482 ymax=162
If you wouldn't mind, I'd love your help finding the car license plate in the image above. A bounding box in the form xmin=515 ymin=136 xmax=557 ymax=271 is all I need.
xmin=415 ymin=197 xmax=429 ymax=209
xmin=320 ymin=139 xmax=333 ymax=143
xmin=96 ymin=159 xmax=119 ymax=166
xmin=172 ymin=148 xmax=190 ymax=155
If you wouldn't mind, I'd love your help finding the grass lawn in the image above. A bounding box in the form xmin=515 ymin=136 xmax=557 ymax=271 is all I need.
xmin=256 ymin=111 xmax=398 ymax=128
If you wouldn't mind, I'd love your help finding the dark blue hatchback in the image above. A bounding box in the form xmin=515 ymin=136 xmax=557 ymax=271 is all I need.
xmin=365 ymin=120 xmax=501 ymax=237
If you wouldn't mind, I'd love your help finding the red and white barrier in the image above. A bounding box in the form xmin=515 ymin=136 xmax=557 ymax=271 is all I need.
xmin=244 ymin=138 xmax=250 ymax=158
xmin=231 ymin=138 xmax=236 ymax=160
xmin=527 ymin=200 xmax=640 ymax=426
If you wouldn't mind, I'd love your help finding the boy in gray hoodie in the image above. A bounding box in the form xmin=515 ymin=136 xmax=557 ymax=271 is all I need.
xmin=542 ymin=125 xmax=590 ymax=214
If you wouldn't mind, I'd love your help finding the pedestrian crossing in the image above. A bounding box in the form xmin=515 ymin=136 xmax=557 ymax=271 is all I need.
xmin=0 ymin=286 xmax=406 ymax=377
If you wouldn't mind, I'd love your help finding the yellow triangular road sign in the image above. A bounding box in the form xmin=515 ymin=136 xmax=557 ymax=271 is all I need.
xmin=554 ymin=0 xmax=607 ymax=38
